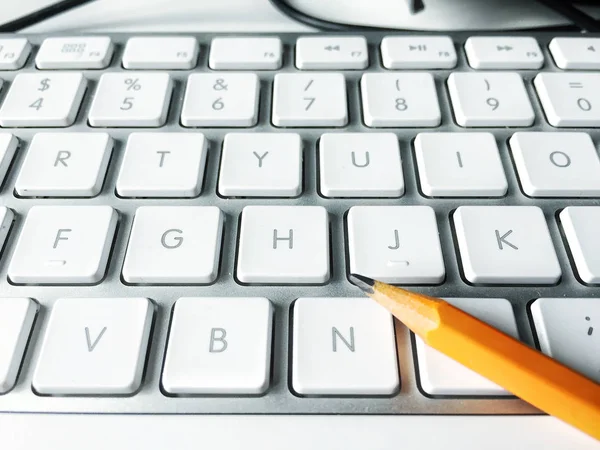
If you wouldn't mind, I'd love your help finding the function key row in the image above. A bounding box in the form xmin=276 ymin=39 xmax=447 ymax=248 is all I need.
xmin=1 ymin=71 xmax=600 ymax=128
xmin=2 ymin=35 xmax=600 ymax=71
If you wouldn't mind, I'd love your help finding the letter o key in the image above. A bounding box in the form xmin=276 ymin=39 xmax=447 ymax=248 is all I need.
xmin=549 ymin=151 xmax=571 ymax=168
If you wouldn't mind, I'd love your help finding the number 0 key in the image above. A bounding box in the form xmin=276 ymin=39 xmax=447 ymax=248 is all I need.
xmin=534 ymin=73 xmax=600 ymax=127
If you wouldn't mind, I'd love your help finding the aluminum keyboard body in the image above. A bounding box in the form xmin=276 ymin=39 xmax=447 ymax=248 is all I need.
xmin=0 ymin=32 xmax=598 ymax=422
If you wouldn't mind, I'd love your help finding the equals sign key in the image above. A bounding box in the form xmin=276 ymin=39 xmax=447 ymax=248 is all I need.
xmin=569 ymin=82 xmax=584 ymax=88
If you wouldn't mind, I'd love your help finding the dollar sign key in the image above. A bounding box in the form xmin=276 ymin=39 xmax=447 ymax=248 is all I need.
xmin=38 ymin=78 xmax=51 ymax=92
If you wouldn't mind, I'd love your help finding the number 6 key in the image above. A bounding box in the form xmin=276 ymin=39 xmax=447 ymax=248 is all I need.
xmin=447 ymin=72 xmax=535 ymax=127
xmin=534 ymin=73 xmax=600 ymax=127
xmin=181 ymin=73 xmax=260 ymax=127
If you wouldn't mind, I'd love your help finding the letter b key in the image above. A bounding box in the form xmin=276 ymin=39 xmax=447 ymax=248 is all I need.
xmin=162 ymin=297 xmax=274 ymax=394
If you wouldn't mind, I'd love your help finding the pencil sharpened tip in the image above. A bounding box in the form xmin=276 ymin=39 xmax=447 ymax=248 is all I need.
xmin=349 ymin=273 xmax=376 ymax=293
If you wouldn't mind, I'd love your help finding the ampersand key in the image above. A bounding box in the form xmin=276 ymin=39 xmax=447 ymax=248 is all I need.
xmin=213 ymin=78 xmax=228 ymax=91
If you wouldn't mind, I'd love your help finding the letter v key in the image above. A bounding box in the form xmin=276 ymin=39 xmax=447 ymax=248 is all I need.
xmin=85 ymin=326 xmax=107 ymax=352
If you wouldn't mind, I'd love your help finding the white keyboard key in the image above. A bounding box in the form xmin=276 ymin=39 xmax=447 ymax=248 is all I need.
xmin=272 ymin=73 xmax=347 ymax=127
xmin=510 ymin=132 xmax=600 ymax=197
xmin=549 ymin=37 xmax=600 ymax=70
xmin=116 ymin=132 xmax=207 ymax=198
xmin=8 ymin=206 xmax=117 ymax=284
xmin=0 ymin=73 xmax=86 ymax=127
xmin=123 ymin=37 xmax=199 ymax=69
xmin=416 ymin=298 xmax=519 ymax=396
xmin=36 ymin=37 xmax=113 ymax=69
xmin=218 ymin=133 xmax=302 ymax=197
xmin=380 ymin=35 xmax=456 ymax=69
xmin=560 ymin=207 xmax=600 ymax=284
xmin=122 ymin=206 xmax=223 ymax=284
xmin=292 ymin=297 xmax=398 ymax=395
xmin=88 ymin=72 xmax=172 ymax=127
xmin=0 ymin=298 xmax=37 ymax=394
xmin=453 ymin=206 xmax=561 ymax=285
xmin=209 ymin=37 xmax=282 ymax=70
xmin=15 ymin=133 xmax=113 ymax=197
xmin=237 ymin=206 xmax=329 ymax=284
xmin=534 ymin=73 xmax=600 ymax=127
xmin=347 ymin=206 xmax=445 ymax=284
xmin=32 ymin=297 xmax=153 ymax=395
xmin=448 ymin=72 xmax=534 ymax=127
xmin=464 ymin=36 xmax=543 ymax=69
xmin=0 ymin=133 xmax=18 ymax=187
xmin=0 ymin=38 xmax=31 ymax=70
xmin=295 ymin=36 xmax=368 ymax=69
xmin=415 ymin=132 xmax=507 ymax=197
xmin=532 ymin=298 xmax=600 ymax=383
xmin=361 ymin=73 xmax=441 ymax=127
xmin=319 ymin=133 xmax=403 ymax=198
xmin=181 ymin=73 xmax=259 ymax=127
xmin=162 ymin=297 xmax=273 ymax=394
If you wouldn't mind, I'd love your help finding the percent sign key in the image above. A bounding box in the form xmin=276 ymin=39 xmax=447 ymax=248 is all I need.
xmin=125 ymin=78 xmax=142 ymax=91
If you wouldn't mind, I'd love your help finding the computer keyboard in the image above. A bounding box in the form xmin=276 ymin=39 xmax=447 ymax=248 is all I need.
xmin=0 ymin=31 xmax=599 ymax=449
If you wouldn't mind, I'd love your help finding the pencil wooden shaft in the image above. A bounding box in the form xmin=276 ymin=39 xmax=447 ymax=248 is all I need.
xmin=369 ymin=283 xmax=600 ymax=440
xmin=433 ymin=303 xmax=600 ymax=440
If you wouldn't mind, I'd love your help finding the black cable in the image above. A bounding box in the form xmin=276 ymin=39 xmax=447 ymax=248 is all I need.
xmin=0 ymin=0 xmax=96 ymax=33
xmin=267 ymin=0 xmax=405 ymax=31
xmin=268 ymin=0 xmax=593 ymax=33
xmin=535 ymin=0 xmax=600 ymax=32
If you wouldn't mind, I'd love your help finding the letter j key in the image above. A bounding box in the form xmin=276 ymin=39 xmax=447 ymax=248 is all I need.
xmin=453 ymin=206 xmax=561 ymax=284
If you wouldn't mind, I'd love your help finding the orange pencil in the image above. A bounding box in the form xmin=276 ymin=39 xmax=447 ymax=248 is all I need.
xmin=351 ymin=273 xmax=600 ymax=441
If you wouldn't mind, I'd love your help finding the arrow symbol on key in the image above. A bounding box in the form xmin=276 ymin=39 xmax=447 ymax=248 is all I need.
xmin=85 ymin=326 xmax=107 ymax=352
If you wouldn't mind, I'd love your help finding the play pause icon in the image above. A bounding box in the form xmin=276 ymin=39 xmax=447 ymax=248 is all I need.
xmin=409 ymin=44 xmax=427 ymax=52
